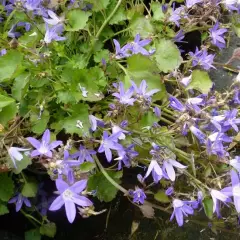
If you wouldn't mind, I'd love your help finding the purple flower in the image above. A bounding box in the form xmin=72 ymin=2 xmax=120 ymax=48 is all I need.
xmin=113 ymin=39 xmax=131 ymax=59
xmin=98 ymin=131 xmax=123 ymax=162
xmin=24 ymin=0 xmax=41 ymax=11
xmin=169 ymin=96 xmax=186 ymax=112
xmin=9 ymin=193 xmax=31 ymax=212
xmin=227 ymin=170 xmax=240 ymax=213
xmin=112 ymin=82 xmax=135 ymax=106
xmin=8 ymin=147 xmax=30 ymax=168
xmin=163 ymin=159 xmax=187 ymax=181
xmin=153 ymin=106 xmax=161 ymax=118
xmin=165 ymin=187 xmax=174 ymax=196
xmin=8 ymin=24 xmax=21 ymax=38
xmin=43 ymin=10 xmax=64 ymax=25
xmin=180 ymin=74 xmax=192 ymax=87
xmin=230 ymin=156 xmax=240 ymax=172
xmin=44 ymin=24 xmax=66 ymax=44
xmin=185 ymin=0 xmax=203 ymax=8
xmin=206 ymin=139 xmax=228 ymax=158
xmin=189 ymin=48 xmax=215 ymax=70
xmin=27 ymin=129 xmax=62 ymax=158
xmin=0 ymin=49 xmax=7 ymax=56
xmin=144 ymin=160 xmax=163 ymax=183
xmin=223 ymin=109 xmax=240 ymax=132
xmin=89 ymin=115 xmax=104 ymax=132
xmin=49 ymin=179 xmax=93 ymax=223
xmin=169 ymin=6 xmax=186 ymax=27
xmin=115 ymin=144 xmax=138 ymax=170
xmin=17 ymin=22 xmax=31 ymax=31
xmin=131 ymin=80 xmax=159 ymax=102
xmin=209 ymin=22 xmax=227 ymax=49
xmin=131 ymin=187 xmax=146 ymax=204
xmin=71 ymin=145 xmax=96 ymax=163
xmin=174 ymin=30 xmax=186 ymax=43
xmin=210 ymin=189 xmax=229 ymax=213
xmin=170 ymin=199 xmax=194 ymax=226
xmin=189 ymin=125 xmax=206 ymax=144
xmin=129 ymin=34 xmax=154 ymax=56
xmin=112 ymin=124 xmax=129 ymax=140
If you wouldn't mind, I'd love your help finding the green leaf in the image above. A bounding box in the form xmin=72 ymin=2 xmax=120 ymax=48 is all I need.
xmin=126 ymin=54 xmax=166 ymax=100
xmin=88 ymin=171 xmax=122 ymax=202
xmin=0 ymin=102 xmax=17 ymax=127
xmin=40 ymin=222 xmax=56 ymax=238
xmin=0 ymin=50 xmax=23 ymax=82
xmin=109 ymin=7 xmax=127 ymax=25
xmin=59 ymin=66 xmax=106 ymax=102
xmin=0 ymin=94 xmax=15 ymax=109
xmin=203 ymin=197 xmax=213 ymax=219
xmin=25 ymin=229 xmax=41 ymax=240
xmin=88 ymin=0 xmax=110 ymax=11
xmin=0 ymin=173 xmax=14 ymax=202
xmin=66 ymin=9 xmax=91 ymax=31
xmin=186 ymin=70 xmax=212 ymax=94
xmin=54 ymin=103 xmax=90 ymax=136
xmin=0 ymin=203 xmax=9 ymax=215
xmin=22 ymin=179 xmax=38 ymax=197
xmin=154 ymin=190 xmax=170 ymax=203
xmin=232 ymin=13 xmax=240 ymax=37
xmin=80 ymin=162 xmax=96 ymax=173
xmin=30 ymin=110 xmax=50 ymax=134
xmin=94 ymin=49 xmax=110 ymax=63
xmin=12 ymin=155 xmax=32 ymax=174
xmin=154 ymin=39 xmax=182 ymax=73
xmin=137 ymin=111 xmax=159 ymax=129
xmin=130 ymin=15 xmax=154 ymax=38
xmin=151 ymin=2 xmax=165 ymax=21
xmin=12 ymin=72 xmax=30 ymax=101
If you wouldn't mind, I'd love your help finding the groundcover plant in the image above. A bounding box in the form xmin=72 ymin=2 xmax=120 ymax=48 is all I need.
xmin=1 ymin=0 xmax=240 ymax=238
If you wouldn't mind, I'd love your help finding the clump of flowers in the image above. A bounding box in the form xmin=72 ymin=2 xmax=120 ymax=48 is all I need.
xmin=0 ymin=0 xmax=239 ymax=238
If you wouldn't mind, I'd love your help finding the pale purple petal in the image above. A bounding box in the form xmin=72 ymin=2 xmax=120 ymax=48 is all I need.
xmin=27 ymin=137 xmax=41 ymax=149
xmin=42 ymin=129 xmax=50 ymax=144
xmin=56 ymin=179 xmax=69 ymax=193
xmin=49 ymin=140 xmax=62 ymax=150
xmin=31 ymin=150 xmax=41 ymax=157
xmin=65 ymin=200 xmax=76 ymax=223
xmin=49 ymin=196 xmax=64 ymax=211
xmin=169 ymin=159 xmax=187 ymax=169
xmin=164 ymin=161 xmax=176 ymax=181
xmin=72 ymin=195 xmax=93 ymax=207
xmin=69 ymin=180 xmax=87 ymax=194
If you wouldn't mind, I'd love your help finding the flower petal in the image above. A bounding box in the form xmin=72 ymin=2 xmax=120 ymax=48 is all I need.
xmin=56 ymin=179 xmax=69 ymax=193
xmin=42 ymin=129 xmax=50 ymax=144
xmin=49 ymin=195 xmax=64 ymax=211
xmin=69 ymin=180 xmax=87 ymax=194
xmin=72 ymin=195 xmax=93 ymax=207
xmin=164 ymin=161 xmax=176 ymax=181
xmin=169 ymin=159 xmax=187 ymax=169
xmin=65 ymin=200 xmax=76 ymax=223
xmin=26 ymin=137 xmax=41 ymax=149
xmin=49 ymin=140 xmax=62 ymax=150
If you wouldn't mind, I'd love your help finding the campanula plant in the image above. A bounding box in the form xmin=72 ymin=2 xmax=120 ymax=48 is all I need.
xmin=0 ymin=0 xmax=240 ymax=238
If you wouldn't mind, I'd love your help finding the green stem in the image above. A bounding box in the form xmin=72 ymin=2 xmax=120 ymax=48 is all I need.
xmin=96 ymin=0 xmax=123 ymax=39
xmin=183 ymin=170 xmax=210 ymax=190
xmin=94 ymin=156 xmax=128 ymax=195
xmin=20 ymin=209 xmax=41 ymax=226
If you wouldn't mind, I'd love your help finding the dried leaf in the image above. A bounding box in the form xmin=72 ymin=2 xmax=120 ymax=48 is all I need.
xmin=139 ymin=201 xmax=155 ymax=218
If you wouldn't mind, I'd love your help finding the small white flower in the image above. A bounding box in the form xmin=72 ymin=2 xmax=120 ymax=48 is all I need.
xmin=8 ymin=147 xmax=30 ymax=168
xmin=76 ymin=120 xmax=84 ymax=129
xmin=235 ymin=72 xmax=240 ymax=82
xmin=79 ymin=84 xmax=88 ymax=98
